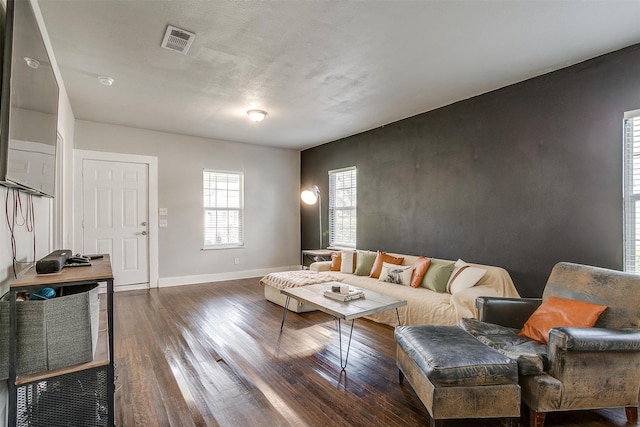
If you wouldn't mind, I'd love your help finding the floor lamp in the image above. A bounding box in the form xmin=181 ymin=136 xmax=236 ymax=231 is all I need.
xmin=301 ymin=185 xmax=322 ymax=248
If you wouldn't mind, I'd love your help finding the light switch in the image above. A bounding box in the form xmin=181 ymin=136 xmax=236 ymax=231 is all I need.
xmin=159 ymin=208 xmax=168 ymax=216
xmin=159 ymin=219 xmax=168 ymax=228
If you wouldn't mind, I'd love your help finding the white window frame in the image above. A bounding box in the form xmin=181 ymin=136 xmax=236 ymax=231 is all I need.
xmin=203 ymin=169 xmax=244 ymax=249
xmin=623 ymin=109 xmax=640 ymax=272
xmin=328 ymin=166 xmax=357 ymax=248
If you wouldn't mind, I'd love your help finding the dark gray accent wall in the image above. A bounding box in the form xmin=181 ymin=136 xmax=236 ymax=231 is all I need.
xmin=301 ymin=44 xmax=640 ymax=297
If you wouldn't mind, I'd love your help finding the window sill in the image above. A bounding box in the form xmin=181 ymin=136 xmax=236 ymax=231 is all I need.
xmin=202 ymin=245 xmax=244 ymax=251
xmin=327 ymin=245 xmax=356 ymax=251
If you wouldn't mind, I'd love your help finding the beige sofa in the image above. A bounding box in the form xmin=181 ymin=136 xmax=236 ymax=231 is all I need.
xmin=262 ymin=253 xmax=520 ymax=327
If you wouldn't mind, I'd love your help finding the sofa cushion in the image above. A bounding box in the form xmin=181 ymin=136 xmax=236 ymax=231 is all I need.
xmin=410 ymin=256 xmax=431 ymax=288
xmin=354 ymin=250 xmax=377 ymax=276
xmin=379 ymin=262 xmax=413 ymax=285
xmin=446 ymin=259 xmax=466 ymax=292
xmin=459 ymin=318 xmax=548 ymax=376
xmin=330 ymin=252 xmax=341 ymax=271
xmin=370 ymin=251 xmax=404 ymax=279
xmin=340 ymin=250 xmax=356 ymax=273
xmin=447 ymin=259 xmax=486 ymax=293
xmin=422 ymin=259 xmax=455 ymax=293
xmin=450 ymin=266 xmax=486 ymax=293
xmin=395 ymin=325 xmax=518 ymax=387
xmin=337 ymin=272 xmax=456 ymax=326
xmin=518 ymin=296 xmax=607 ymax=344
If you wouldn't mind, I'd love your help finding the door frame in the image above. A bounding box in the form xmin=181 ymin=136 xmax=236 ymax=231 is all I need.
xmin=51 ymin=132 xmax=64 ymax=250
xmin=73 ymin=149 xmax=159 ymax=289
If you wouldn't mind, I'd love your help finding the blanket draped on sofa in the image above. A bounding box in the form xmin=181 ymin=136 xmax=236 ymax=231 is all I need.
xmin=260 ymin=253 xmax=520 ymax=327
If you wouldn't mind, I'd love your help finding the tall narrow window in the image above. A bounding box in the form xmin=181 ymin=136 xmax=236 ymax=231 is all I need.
xmin=329 ymin=167 xmax=357 ymax=248
xmin=203 ymin=170 xmax=243 ymax=248
xmin=623 ymin=111 xmax=640 ymax=272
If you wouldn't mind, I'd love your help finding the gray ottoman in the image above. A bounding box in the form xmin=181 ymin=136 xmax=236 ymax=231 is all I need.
xmin=395 ymin=325 xmax=521 ymax=427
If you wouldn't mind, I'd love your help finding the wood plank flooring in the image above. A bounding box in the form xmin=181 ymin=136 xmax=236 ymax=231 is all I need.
xmin=114 ymin=278 xmax=637 ymax=427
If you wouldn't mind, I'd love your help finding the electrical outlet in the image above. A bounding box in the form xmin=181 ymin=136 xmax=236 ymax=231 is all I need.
xmin=234 ymin=257 xmax=239 ymax=265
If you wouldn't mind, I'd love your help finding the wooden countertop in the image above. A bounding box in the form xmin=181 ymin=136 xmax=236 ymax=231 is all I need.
xmin=11 ymin=254 xmax=114 ymax=288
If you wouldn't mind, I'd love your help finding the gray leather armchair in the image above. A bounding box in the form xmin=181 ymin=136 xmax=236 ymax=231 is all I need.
xmin=476 ymin=262 xmax=640 ymax=427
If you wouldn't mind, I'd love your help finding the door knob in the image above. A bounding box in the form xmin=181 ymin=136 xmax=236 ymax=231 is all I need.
xmin=141 ymin=231 xmax=147 ymax=236
xmin=141 ymin=222 xmax=147 ymax=226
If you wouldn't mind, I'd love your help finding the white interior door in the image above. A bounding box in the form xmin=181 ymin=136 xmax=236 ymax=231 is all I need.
xmin=81 ymin=159 xmax=149 ymax=288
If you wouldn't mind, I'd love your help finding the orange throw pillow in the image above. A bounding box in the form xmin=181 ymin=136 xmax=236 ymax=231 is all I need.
xmin=518 ymin=296 xmax=607 ymax=344
xmin=330 ymin=252 xmax=341 ymax=271
xmin=410 ymin=257 xmax=431 ymax=288
xmin=369 ymin=251 xmax=404 ymax=279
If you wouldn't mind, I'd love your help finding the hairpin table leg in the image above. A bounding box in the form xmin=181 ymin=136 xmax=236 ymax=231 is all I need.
xmin=280 ymin=296 xmax=291 ymax=332
xmin=338 ymin=318 xmax=356 ymax=370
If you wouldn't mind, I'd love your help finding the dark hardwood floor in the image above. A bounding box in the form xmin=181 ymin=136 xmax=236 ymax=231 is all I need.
xmin=113 ymin=278 xmax=637 ymax=427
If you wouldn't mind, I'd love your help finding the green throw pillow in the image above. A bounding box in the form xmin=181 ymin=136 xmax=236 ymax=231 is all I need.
xmin=354 ymin=250 xmax=377 ymax=276
xmin=421 ymin=259 xmax=455 ymax=292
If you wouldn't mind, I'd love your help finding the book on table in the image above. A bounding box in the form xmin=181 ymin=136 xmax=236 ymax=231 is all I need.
xmin=323 ymin=288 xmax=364 ymax=302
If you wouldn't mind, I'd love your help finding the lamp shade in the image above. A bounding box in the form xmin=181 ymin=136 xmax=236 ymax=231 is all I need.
xmin=301 ymin=185 xmax=319 ymax=205
xmin=301 ymin=190 xmax=318 ymax=205
xmin=301 ymin=185 xmax=322 ymax=248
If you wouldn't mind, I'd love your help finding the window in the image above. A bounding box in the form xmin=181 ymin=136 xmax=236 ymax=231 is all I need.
xmin=203 ymin=170 xmax=243 ymax=248
xmin=623 ymin=111 xmax=640 ymax=272
xmin=328 ymin=167 xmax=357 ymax=248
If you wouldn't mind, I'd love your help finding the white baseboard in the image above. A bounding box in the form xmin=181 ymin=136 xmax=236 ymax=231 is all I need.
xmin=157 ymin=265 xmax=301 ymax=288
xmin=115 ymin=283 xmax=151 ymax=292
xmin=97 ymin=282 xmax=150 ymax=293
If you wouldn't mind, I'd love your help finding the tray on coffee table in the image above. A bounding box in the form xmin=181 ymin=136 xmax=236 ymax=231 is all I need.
xmin=278 ymin=282 xmax=407 ymax=370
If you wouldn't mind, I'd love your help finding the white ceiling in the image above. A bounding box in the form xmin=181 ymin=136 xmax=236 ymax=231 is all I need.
xmin=38 ymin=0 xmax=640 ymax=151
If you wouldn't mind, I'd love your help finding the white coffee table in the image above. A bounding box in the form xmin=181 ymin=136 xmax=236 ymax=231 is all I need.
xmin=279 ymin=282 xmax=407 ymax=370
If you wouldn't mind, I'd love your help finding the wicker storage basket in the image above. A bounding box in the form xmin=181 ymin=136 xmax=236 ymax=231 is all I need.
xmin=0 ymin=283 xmax=100 ymax=380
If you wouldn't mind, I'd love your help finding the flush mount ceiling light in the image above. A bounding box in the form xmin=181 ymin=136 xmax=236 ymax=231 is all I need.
xmin=247 ymin=109 xmax=267 ymax=122
xmin=24 ymin=57 xmax=40 ymax=69
xmin=98 ymin=76 xmax=115 ymax=86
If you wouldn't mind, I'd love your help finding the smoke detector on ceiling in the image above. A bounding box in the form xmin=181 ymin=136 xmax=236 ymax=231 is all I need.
xmin=161 ymin=25 xmax=196 ymax=55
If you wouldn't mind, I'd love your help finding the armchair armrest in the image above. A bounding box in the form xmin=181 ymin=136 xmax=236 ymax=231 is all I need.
xmin=476 ymin=296 xmax=542 ymax=329
xmin=548 ymin=327 xmax=640 ymax=352
xmin=309 ymin=261 xmax=331 ymax=272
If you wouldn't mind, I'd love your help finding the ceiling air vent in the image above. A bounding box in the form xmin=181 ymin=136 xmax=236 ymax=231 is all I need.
xmin=161 ymin=25 xmax=196 ymax=55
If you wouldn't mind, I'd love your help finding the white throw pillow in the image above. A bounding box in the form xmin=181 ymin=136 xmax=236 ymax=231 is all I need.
xmin=449 ymin=266 xmax=486 ymax=294
xmin=446 ymin=259 xmax=470 ymax=292
xmin=379 ymin=262 xmax=413 ymax=286
xmin=340 ymin=250 xmax=356 ymax=274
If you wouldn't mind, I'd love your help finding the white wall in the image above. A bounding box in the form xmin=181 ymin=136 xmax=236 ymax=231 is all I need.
xmin=0 ymin=4 xmax=75 ymax=314
xmin=0 ymin=190 xmax=52 ymax=290
xmin=57 ymin=90 xmax=75 ymax=250
xmin=1 ymin=0 xmax=298 ymax=419
xmin=0 ymin=1 xmax=76 ymax=425
xmin=0 ymin=187 xmax=52 ymax=427
xmin=74 ymin=120 xmax=300 ymax=284
xmin=0 ymin=186 xmax=52 ymax=427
